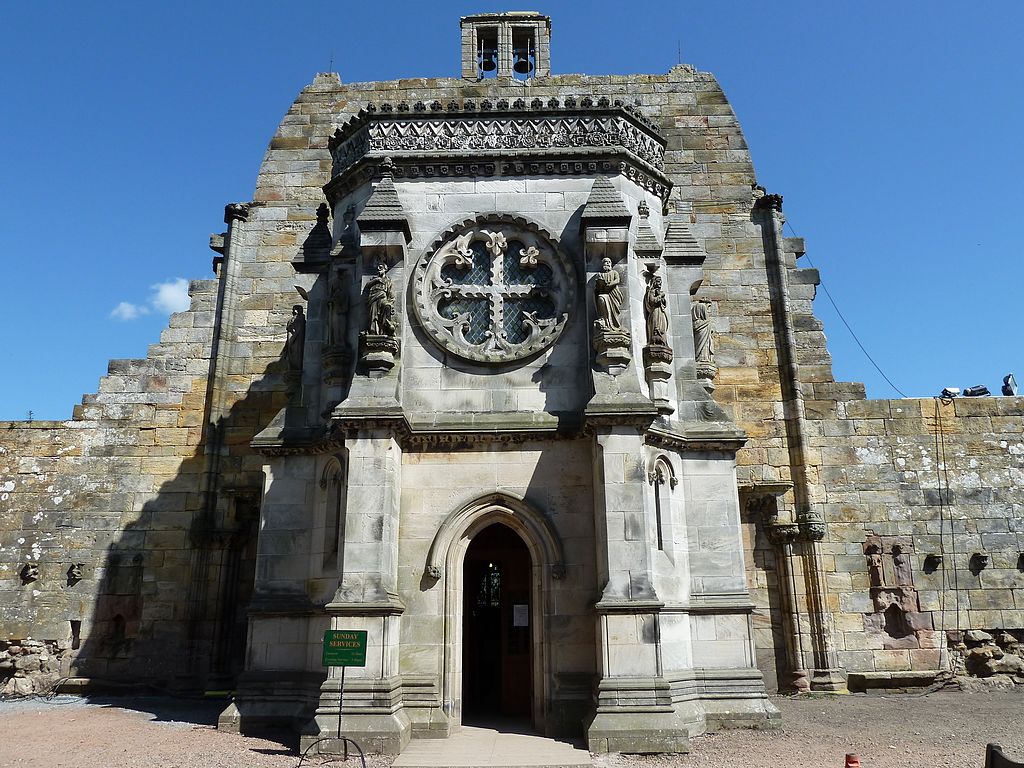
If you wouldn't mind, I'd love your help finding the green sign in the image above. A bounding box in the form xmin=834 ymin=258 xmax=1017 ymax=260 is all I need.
xmin=322 ymin=629 xmax=368 ymax=667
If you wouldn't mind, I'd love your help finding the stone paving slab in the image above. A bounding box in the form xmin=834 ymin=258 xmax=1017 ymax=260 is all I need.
xmin=392 ymin=725 xmax=592 ymax=768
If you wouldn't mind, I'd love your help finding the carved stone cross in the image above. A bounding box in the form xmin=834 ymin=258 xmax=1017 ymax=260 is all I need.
xmin=446 ymin=230 xmax=546 ymax=346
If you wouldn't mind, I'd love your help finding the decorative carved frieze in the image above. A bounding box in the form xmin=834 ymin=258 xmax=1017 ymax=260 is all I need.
xmin=323 ymin=101 xmax=671 ymax=206
xmin=799 ymin=519 xmax=827 ymax=542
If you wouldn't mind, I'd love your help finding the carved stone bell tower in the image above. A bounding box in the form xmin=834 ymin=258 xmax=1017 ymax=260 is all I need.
xmin=460 ymin=12 xmax=551 ymax=80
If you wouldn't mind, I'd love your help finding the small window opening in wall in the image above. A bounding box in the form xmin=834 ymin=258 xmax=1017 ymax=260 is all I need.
xmin=653 ymin=479 xmax=665 ymax=551
xmin=69 ymin=619 xmax=81 ymax=650
xmin=511 ymin=27 xmax=535 ymax=79
xmin=477 ymin=27 xmax=498 ymax=78
xmin=323 ymin=473 xmax=343 ymax=569
xmin=649 ymin=460 xmax=676 ymax=552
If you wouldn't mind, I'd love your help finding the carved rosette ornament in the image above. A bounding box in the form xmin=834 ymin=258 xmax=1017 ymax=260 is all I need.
xmin=360 ymin=260 xmax=399 ymax=374
xmin=412 ymin=217 xmax=575 ymax=364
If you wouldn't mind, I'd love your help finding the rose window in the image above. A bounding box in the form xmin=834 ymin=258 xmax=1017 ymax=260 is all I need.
xmin=412 ymin=218 xmax=575 ymax=363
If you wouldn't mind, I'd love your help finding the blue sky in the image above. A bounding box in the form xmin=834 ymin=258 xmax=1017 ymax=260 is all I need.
xmin=2 ymin=1 xmax=1022 ymax=419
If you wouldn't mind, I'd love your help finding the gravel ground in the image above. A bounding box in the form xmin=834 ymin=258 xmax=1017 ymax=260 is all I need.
xmin=599 ymin=688 xmax=1024 ymax=768
xmin=1 ymin=688 xmax=1021 ymax=768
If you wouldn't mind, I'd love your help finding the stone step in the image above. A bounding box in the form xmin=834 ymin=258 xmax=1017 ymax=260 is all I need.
xmin=392 ymin=725 xmax=592 ymax=768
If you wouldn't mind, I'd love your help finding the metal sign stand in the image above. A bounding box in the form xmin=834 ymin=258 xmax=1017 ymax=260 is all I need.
xmin=298 ymin=630 xmax=369 ymax=767
xmin=339 ymin=665 xmax=346 ymax=761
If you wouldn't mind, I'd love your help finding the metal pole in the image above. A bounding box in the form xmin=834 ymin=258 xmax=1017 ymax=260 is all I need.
xmin=340 ymin=665 xmax=347 ymax=760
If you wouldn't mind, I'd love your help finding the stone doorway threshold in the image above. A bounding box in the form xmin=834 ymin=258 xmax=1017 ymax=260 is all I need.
xmin=393 ymin=720 xmax=592 ymax=768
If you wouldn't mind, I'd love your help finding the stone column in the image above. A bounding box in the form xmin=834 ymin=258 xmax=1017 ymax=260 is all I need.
xmin=763 ymin=518 xmax=808 ymax=691
xmin=186 ymin=202 xmax=251 ymax=681
xmin=302 ymin=427 xmax=409 ymax=755
xmin=754 ymin=192 xmax=845 ymax=691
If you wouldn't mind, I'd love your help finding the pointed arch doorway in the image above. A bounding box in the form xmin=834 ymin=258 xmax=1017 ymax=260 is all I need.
xmin=430 ymin=493 xmax=564 ymax=733
xmin=462 ymin=523 xmax=533 ymax=722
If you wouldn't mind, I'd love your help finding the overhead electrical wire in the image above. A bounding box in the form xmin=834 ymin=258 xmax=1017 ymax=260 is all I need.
xmin=783 ymin=219 xmax=910 ymax=398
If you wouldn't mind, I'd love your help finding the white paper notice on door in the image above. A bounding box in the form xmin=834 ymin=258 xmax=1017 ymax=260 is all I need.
xmin=513 ymin=604 xmax=528 ymax=627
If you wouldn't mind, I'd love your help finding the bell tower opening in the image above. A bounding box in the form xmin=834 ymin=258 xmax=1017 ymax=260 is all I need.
xmin=461 ymin=523 xmax=533 ymax=724
xmin=460 ymin=12 xmax=550 ymax=80
xmin=476 ymin=26 xmax=498 ymax=78
xmin=511 ymin=26 xmax=535 ymax=79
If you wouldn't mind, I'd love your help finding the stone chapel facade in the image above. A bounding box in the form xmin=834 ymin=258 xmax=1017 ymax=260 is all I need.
xmin=2 ymin=11 xmax=1023 ymax=756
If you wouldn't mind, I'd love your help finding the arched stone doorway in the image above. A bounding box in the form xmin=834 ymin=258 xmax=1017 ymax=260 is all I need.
xmin=427 ymin=493 xmax=563 ymax=733
xmin=462 ymin=523 xmax=533 ymax=723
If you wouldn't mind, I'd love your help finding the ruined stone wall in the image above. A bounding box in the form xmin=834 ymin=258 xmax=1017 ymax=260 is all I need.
xmin=723 ymin=230 xmax=1024 ymax=686
xmin=816 ymin=395 xmax=1024 ymax=680
xmin=0 ymin=280 xmax=219 ymax=692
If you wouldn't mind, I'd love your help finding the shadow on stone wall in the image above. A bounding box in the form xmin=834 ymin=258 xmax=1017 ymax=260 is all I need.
xmin=745 ymin=513 xmax=791 ymax=693
xmin=71 ymin=373 xmax=286 ymax=694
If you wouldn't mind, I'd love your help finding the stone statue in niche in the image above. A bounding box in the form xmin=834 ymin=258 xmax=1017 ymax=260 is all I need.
xmin=366 ymin=261 xmax=396 ymax=338
xmin=591 ymin=256 xmax=632 ymax=373
xmin=285 ymin=305 xmax=306 ymax=373
xmin=327 ymin=268 xmax=349 ymax=348
xmin=643 ymin=272 xmax=669 ymax=347
xmin=692 ymin=298 xmax=716 ymax=380
xmin=641 ymin=265 xmax=674 ymax=414
xmin=360 ymin=260 xmax=399 ymax=375
xmin=594 ymin=257 xmax=625 ymax=333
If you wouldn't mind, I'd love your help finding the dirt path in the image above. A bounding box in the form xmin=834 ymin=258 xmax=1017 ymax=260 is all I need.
xmin=1 ymin=689 xmax=1021 ymax=768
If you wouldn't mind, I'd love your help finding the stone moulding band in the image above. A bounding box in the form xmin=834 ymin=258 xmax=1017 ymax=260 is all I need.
xmin=423 ymin=491 xmax=566 ymax=584
xmin=324 ymin=154 xmax=671 ymax=208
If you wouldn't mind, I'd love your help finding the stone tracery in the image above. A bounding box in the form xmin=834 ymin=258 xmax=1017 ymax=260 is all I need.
xmin=412 ymin=217 xmax=575 ymax=363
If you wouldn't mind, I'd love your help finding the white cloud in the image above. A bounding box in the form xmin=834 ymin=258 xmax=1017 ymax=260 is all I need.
xmin=150 ymin=278 xmax=191 ymax=314
xmin=109 ymin=277 xmax=191 ymax=321
xmin=109 ymin=301 xmax=149 ymax=321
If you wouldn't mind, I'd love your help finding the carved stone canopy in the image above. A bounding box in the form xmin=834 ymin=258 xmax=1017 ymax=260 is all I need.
xmin=323 ymin=100 xmax=671 ymax=206
xmin=412 ymin=215 xmax=576 ymax=364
